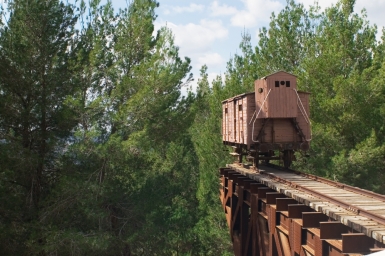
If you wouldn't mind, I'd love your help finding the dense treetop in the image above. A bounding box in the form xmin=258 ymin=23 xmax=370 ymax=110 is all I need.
xmin=0 ymin=0 xmax=384 ymax=255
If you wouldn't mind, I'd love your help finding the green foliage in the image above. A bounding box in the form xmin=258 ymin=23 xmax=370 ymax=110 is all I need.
xmin=256 ymin=0 xmax=314 ymax=76
xmin=2 ymin=0 xmax=385 ymax=254
xmin=296 ymin=0 xmax=382 ymax=181
xmin=0 ymin=0 xmax=78 ymax=254
xmin=226 ymin=33 xmax=259 ymax=92
xmin=242 ymin=0 xmax=385 ymax=187
xmin=45 ymin=0 xmax=199 ymax=254
xmin=332 ymin=131 xmax=385 ymax=192
xmin=217 ymin=0 xmax=385 ymax=195
xmin=0 ymin=0 xmax=202 ymax=255
xmin=190 ymin=66 xmax=233 ymax=254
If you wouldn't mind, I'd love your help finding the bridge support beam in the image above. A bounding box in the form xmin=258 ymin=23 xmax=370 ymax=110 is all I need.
xmin=219 ymin=167 xmax=385 ymax=256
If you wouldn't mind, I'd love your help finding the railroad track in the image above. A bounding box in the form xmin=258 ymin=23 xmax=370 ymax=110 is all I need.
xmin=257 ymin=164 xmax=385 ymax=227
xmin=220 ymin=163 xmax=385 ymax=255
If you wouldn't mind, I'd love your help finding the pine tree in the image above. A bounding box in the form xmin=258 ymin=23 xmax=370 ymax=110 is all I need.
xmin=255 ymin=0 xmax=314 ymax=77
xmin=190 ymin=66 xmax=233 ymax=254
xmin=36 ymin=0 xmax=201 ymax=254
xmin=0 ymin=0 xmax=78 ymax=253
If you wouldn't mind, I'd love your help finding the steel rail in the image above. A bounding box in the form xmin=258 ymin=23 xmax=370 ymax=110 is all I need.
xmin=258 ymin=165 xmax=385 ymax=227
xmin=269 ymin=164 xmax=385 ymax=202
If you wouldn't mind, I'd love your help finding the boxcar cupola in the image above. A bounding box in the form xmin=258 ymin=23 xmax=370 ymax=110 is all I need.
xmin=255 ymin=71 xmax=298 ymax=118
xmin=274 ymin=80 xmax=291 ymax=87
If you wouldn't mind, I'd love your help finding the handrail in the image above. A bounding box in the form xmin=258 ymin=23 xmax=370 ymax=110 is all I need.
xmin=293 ymin=89 xmax=312 ymax=141
xmin=294 ymin=89 xmax=310 ymax=124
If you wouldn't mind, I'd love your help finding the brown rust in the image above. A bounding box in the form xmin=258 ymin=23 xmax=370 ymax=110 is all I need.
xmin=258 ymin=164 xmax=385 ymax=227
xmin=222 ymin=71 xmax=311 ymax=168
xmin=220 ymin=164 xmax=385 ymax=255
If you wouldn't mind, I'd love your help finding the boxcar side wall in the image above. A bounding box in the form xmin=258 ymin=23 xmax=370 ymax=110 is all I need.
xmin=222 ymin=93 xmax=256 ymax=147
xmin=222 ymin=100 xmax=235 ymax=143
xmin=222 ymin=102 xmax=229 ymax=142
xmin=235 ymin=99 xmax=243 ymax=144
xmin=235 ymin=98 xmax=241 ymax=144
xmin=244 ymin=94 xmax=256 ymax=147
xmin=233 ymin=93 xmax=255 ymax=146
xmin=229 ymin=100 xmax=235 ymax=142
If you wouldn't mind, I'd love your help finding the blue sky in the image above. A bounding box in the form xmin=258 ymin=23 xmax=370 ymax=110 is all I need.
xmin=2 ymin=0 xmax=384 ymax=90
xmin=106 ymin=0 xmax=385 ymax=91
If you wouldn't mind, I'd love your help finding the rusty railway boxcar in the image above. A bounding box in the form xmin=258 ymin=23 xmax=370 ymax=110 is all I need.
xmin=222 ymin=71 xmax=311 ymax=168
xmin=222 ymin=92 xmax=255 ymax=146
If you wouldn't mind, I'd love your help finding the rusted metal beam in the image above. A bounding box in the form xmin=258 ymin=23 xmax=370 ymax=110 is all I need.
xmin=320 ymin=221 xmax=350 ymax=239
xmin=266 ymin=192 xmax=286 ymax=204
xmin=257 ymin=187 xmax=276 ymax=199
xmin=276 ymin=198 xmax=298 ymax=211
xmin=342 ymin=233 xmax=373 ymax=253
xmin=219 ymin=166 xmax=385 ymax=256
xmin=302 ymin=212 xmax=329 ymax=228
xmin=288 ymin=204 xmax=312 ymax=218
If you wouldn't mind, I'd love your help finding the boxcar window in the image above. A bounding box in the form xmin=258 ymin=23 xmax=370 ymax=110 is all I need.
xmin=286 ymin=81 xmax=290 ymax=87
xmin=225 ymin=108 xmax=228 ymax=113
xmin=238 ymin=105 xmax=243 ymax=111
xmin=280 ymin=81 xmax=285 ymax=85
xmin=275 ymin=81 xmax=279 ymax=87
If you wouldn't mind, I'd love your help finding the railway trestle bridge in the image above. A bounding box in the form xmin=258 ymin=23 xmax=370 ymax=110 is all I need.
xmin=220 ymin=163 xmax=385 ymax=256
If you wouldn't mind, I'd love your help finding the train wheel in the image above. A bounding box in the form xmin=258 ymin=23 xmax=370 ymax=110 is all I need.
xmin=232 ymin=146 xmax=243 ymax=164
xmin=264 ymin=150 xmax=274 ymax=164
xmin=252 ymin=150 xmax=259 ymax=168
xmin=283 ymin=150 xmax=293 ymax=168
xmin=238 ymin=151 xmax=243 ymax=163
xmin=230 ymin=146 xmax=242 ymax=164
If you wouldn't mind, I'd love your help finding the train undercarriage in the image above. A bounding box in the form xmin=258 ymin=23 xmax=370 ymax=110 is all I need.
xmin=225 ymin=141 xmax=309 ymax=168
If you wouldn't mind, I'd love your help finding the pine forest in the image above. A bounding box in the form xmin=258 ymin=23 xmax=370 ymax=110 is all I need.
xmin=1 ymin=0 xmax=385 ymax=255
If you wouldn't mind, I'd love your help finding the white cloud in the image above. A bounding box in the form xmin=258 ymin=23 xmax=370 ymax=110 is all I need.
xmin=210 ymin=1 xmax=238 ymax=16
xmin=297 ymin=0 xmax=385 ymax=38
xmin=165 ymin=19 xmax=228 ymax=55
xmin=231 ymin=10 xmax=258 ymax=28
xmin=155 ymin=19 xmax=228 ymax=89
xmin=197 ymin=52 xmax=225 ymax=70
xmin=223 ymin=0 xmax=283 ymax=28
xmin=163 ymin=3 xmax=204 ymax=15
xmin=355 ymin=0 xmax=385 ymax=30
xmin=297 ymin=0 xmax=337 ymax=10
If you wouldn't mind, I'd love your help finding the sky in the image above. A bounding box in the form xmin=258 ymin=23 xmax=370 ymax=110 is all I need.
xmin=1 ymin=0 xmax=384 ymax=91
xmin=109 ymin=0 xmax=385 ymax=91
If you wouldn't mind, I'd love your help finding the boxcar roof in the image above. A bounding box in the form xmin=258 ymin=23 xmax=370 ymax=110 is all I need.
xmin=260 ymin=70 xmax=297 ymax=79
xmin=221 ymin=91 xmax=254 ymax=103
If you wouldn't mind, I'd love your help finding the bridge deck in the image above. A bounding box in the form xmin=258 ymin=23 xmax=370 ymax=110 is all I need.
xmin=220 ymin=164 xmax=385 ymax=256
xmin=227 ymin=163 xmax=385 ymax=245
